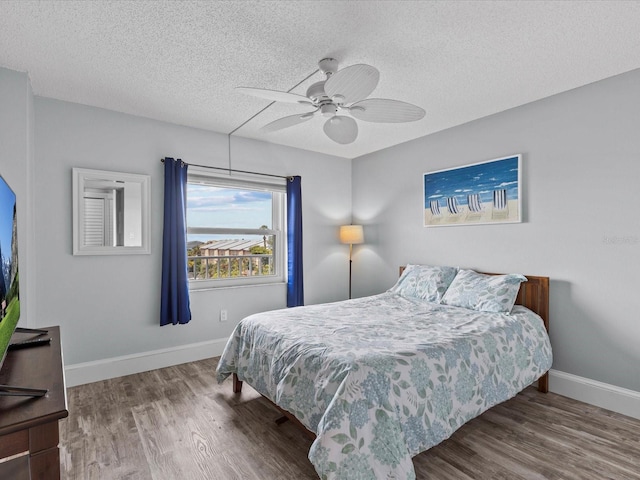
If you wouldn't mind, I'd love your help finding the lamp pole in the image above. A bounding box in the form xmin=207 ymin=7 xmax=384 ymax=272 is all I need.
xmin=339 ymin=225 xmax=364 ymax=300
xmin=348 ymin=242 xmax=354 ymax=299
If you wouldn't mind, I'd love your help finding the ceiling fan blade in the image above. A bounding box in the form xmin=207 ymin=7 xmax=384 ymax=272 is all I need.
xmin=323 ymin=116 xmax=358 ymax=144
xmin=324 ymin=64 xmax=379 ymax=104
xmin=261 ymin=112 xmax=315 ymax=133
xmin=236 ymin=87 xmax=312 ymax=105
xmin=349 ymin=98 xmax=426 ymax=123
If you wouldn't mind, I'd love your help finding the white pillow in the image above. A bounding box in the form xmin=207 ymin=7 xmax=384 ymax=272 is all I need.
xmin=441 ymin=269 xmax=526 ymax=314
xmin=389 ymin=264 xmax=459 ymax=303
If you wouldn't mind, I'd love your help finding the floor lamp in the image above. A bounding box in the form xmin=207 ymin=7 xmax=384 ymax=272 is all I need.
xmin=339 ymin=225 xmax=364 ymax=299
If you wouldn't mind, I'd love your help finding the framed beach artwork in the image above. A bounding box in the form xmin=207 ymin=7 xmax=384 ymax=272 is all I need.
xmin=424 ymin=154 xmax=522 ymax=227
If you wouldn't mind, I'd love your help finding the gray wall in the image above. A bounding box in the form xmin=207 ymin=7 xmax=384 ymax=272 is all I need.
xmin=352 ymin=68 xmax=640 ymax=393
xmin=32 ymin=97 xmax=352 ymax=366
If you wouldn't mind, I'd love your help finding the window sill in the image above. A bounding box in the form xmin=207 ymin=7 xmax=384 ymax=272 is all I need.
xmin=189 ymin=280 xmax=286 ymax=293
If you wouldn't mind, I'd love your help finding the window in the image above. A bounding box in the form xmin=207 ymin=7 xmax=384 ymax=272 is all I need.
xmin=186 ymin=170 xmax=286 ymax=288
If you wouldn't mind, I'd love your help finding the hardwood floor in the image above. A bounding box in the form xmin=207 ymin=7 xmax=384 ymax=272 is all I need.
xmin=60 ymin=358 xmax=640 ymax=479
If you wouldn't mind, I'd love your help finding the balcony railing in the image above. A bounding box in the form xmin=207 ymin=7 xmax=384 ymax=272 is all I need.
xmin=188 ymin=254 xmax=274 ymax=280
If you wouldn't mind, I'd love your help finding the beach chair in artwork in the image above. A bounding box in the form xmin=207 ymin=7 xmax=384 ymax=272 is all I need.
xmin=427 ymin=199 xmax=442 ymax=224
xmin=492 ymin=189 xmax=509 ymax=220
xmin=466 ymin=193 xmax=484 ymax=221
xmin=430 ymin=200 xmax=442 ymax=216
xmin=447 ymin=196 xmax=463 ymax=216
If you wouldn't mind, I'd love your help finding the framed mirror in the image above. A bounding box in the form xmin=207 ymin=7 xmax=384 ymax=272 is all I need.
xmin=72 ymin=168 xmax=151 ymax=255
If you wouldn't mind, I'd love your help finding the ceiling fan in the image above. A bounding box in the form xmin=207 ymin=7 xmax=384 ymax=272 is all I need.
xmin=236 ymin=58 xmax=426 ymax=145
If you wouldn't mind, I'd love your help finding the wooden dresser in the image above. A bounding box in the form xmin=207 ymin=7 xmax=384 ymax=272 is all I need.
xmin=0 ymin=326 xmax=68 ymax=479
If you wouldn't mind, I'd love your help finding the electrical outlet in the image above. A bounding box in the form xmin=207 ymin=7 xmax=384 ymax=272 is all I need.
xmin=220 ymin=309 xmax=228 ymax=322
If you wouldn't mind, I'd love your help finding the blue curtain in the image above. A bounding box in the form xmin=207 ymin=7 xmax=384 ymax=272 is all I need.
xmin=160 ymin=158 xmax=192 ymax=326
xmin=286 ymin=176 xmax=304 ymax=307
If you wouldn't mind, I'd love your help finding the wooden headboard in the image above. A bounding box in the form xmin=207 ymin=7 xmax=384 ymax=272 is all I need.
xmin=399 ymin=266 xmax=550 ymax=393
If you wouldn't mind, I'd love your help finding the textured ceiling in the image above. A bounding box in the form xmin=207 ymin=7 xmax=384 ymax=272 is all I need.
xmin=2 ymin=1 xmax=640 ymax=159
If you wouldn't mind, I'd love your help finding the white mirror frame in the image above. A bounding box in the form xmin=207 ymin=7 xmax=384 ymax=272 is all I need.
xmin=72 ymin=168 xmax=151 ymax=255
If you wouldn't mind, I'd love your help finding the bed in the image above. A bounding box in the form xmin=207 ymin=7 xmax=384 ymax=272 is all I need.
xmin=216 ymin=266 xmax=553 ymax=480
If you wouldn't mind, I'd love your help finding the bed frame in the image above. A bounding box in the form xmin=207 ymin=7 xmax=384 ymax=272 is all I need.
xmin=232 ymin=268 xmax=550 ymax=417
xmin=511 ymin=273 xmax=550 ymax=392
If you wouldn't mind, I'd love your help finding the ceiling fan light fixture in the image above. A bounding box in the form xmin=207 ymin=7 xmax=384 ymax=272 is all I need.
xmin=324 ymin=115 xmax=358 ymax=144
xmin=321 ymin=104 xmax=337 ymax=117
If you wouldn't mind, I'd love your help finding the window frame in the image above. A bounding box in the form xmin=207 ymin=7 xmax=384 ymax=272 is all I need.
xmin=186 ymin=169 xmax=286 ymax=290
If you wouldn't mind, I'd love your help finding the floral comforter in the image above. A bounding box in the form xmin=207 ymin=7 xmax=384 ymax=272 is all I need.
xmin=216 ymin=292 xmax=553 ymax=480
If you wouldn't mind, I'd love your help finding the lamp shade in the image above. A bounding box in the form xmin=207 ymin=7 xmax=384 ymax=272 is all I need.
xmin=339 ymin=225 xmax=364 ymax=245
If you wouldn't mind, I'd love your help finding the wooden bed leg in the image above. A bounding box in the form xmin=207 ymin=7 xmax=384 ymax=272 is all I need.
xmin=232 ymin=373 xmax=243 ymax=393
xmin=274 ymin=406 xmax=317 ymax=440
xmin=538 ymin=372 xmax=549 ymax=393
xmin=275 ymin=416 xmax=289 ymax=425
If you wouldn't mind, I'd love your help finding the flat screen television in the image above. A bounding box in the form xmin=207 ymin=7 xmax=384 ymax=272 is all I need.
xmin=0 ymin=173 xmax=47 ymax=397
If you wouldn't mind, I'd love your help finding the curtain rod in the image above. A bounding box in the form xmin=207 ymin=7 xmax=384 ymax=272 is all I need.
xmin=160 ymin=158 xmax=294 ymax=181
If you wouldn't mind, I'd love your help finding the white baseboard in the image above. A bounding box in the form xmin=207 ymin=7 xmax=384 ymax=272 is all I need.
xmin=549 ymin=369 xmax=640 ymax=420
xmin=65 ymin=347 xmax=640 ymax=421
xmin=64 ymin=337 xmax=229 ymax=387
